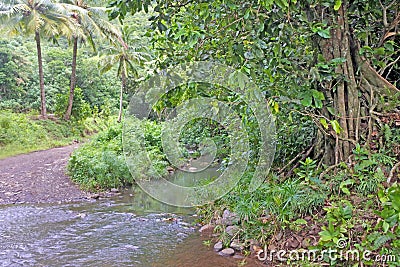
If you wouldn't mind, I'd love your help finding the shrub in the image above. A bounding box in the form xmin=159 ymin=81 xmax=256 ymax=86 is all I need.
xmin=68 ymin=122 xmax=132 ymax=190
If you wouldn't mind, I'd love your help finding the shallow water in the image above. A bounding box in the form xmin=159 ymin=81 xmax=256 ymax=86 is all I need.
xmin=0 ymin=187 xmax=256 ymax=267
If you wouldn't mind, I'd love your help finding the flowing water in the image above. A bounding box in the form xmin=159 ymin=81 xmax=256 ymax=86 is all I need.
xmin=0 ymin=187 xmax=252 ymax=267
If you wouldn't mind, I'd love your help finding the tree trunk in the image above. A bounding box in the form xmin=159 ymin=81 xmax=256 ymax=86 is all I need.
xmin=65 ymin=37 xmax=78 ymax=120
xmin=35 ymin=30 xmax=47 ymax=118
xmin=118 ymin=69 xmax=126 ymax=123
xmin=314 ymin=3 xmax=359 ymax=164
xmin=313 ymin=1 xmax=398 ymax=165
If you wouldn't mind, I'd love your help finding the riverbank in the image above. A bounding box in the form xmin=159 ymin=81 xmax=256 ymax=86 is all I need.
xmin=0 ymin=145 xmax=259 ymax=266
xmin=0 ymin=144 xmax=90 ymax=204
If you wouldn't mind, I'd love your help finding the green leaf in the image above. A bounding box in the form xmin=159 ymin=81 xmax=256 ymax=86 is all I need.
xmin=341 ymin=187 xmax=350 ymax=195
xmin=384 ymin=41 xmax=394 ymax=52
xmin=244 ymin=9 xmax=250 ymax=19
xmin=294 ymin=219 xmax=307 ymax=225
xmin=312 ymin=90 xmax=325 ymax=100
xmin=334 ymin=0 xmax=342 ymax=11
xmin=320 ymin=118 xmax=329 ymax=129
xmin=382 ymin=221 xmax=390 ymax=233
xmin=374 ymin=47 xmax=385 ymax=56
xmin=317 ymin=28 xmax=330 ymax=39
xmin=331 ymin=57 xmax=346 ymax=64
xmin=340 ymin=180 xmax=354 ymax=195
xmin=327 ymin=106 xmax=336 ymax=115
xmin=301 ymin=94 xmax=312 ymax=107
xmin=388 ymin=185 xmax=400 ymax=211
xmin=342 ymin=205 xmax=353 ymax=219
xmin=275 ymin=0 xmax=289 ymax=8
xmin=314 ymin=98 xmax=323 ymax=108
xmin=330 ymin=120 xmax=342 ymax=134
xmin=273 ymin=101 xmax=279 ymax=113
xmin=378 ymin=189 xmax=388 ymax=203
xmin=319 ymin=231 xmax=333 ymax=241
xmin=238 ymin=73 xmax=245 ymax=90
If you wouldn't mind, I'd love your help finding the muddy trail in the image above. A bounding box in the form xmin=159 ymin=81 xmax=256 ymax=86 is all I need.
xmin=0 ymin=145 xmax=89 ymax=205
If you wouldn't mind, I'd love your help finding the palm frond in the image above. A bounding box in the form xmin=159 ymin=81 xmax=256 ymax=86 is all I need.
xmin=57 ymin=1 xmax=122 ymax=49
xmin=0 ymin=0 xmax=76 ymax=38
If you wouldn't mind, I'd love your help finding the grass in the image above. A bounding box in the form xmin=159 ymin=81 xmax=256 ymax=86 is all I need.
xmin=0 ymin=111 xmax=109 ymax=159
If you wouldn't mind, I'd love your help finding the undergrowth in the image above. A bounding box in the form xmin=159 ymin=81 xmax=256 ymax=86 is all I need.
xmin=0 ymin=111 xmax=105 ymax=159
xmin=196 ymin=123 xmax=400 ymax=266
xmin=68 ymin=122 xmax=131 ymax=190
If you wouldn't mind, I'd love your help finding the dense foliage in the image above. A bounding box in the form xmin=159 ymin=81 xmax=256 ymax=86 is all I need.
xmin=0 ymin=0 xmax=399 ymax=265
xmin=0 ymin=37 xmax=122 ymax=114
xmin=105 ymin=0 xmax=400 ymax=265
xmin=68 ymin=121 xmax=131 ymax=189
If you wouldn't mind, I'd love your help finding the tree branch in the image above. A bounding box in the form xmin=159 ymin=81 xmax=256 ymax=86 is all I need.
xmin=319 ymin=163 xmax=342 ymax=180
xmin=283 ymin=145 xmax=314 ymax=179
xmin=379 ymin=54 xmax=400 ymax=76
xmin=355 ymin=52 xmax=400 ymax=96
xmin=387 ymin=161 xmax=400 ymax=184
xmin=378 ymin=10 xmax=400 ymax=46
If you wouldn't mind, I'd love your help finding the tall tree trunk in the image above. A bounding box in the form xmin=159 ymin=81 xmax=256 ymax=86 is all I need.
xmin=35 ymin=30 xmax=47 ymax=118
xmin=65 ymin=37 xmax=78 ymax=120
xmin=315 ymin=3 xmax=359 ymax=164
xmin=118 ymin=68 xmax=126 ymax=123
xmin=313 ymin=1 xmax=398 ymax=165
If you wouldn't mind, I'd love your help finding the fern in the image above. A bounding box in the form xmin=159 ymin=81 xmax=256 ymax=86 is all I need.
xmin=373 ymin=234 xmax=393 ymax=250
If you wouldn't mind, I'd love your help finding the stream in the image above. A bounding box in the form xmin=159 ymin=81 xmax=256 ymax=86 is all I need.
xmin=0 ymin=187 xmax=246 ymax=267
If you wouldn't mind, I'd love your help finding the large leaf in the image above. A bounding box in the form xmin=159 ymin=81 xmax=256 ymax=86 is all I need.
xmin=330 ymin=120 xmax=342 ymax=134
xmin=334 ymin=0 xmax=342 ymax=11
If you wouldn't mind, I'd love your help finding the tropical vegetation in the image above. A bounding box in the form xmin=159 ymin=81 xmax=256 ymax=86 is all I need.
xmin=0 ymin=0 xmax=399 ymax=266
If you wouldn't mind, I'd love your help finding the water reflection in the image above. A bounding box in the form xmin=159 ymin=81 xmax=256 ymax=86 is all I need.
xmin=0 ymin=187 xmax=256 ymax=267
xmin=0 ymin=188 xmax=195 ymax=267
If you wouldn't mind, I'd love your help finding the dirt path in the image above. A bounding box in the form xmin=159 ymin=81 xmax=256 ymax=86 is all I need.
xmin=0 ymin=144 xmax=89 ymax=205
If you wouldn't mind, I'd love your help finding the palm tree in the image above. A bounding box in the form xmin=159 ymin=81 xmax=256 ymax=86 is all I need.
xmin=0 ymin=0 xmax=75 ymax=118
xmin=99 ymin=26 xmax=150 ymax=123
xmin=58 ymin=0 xmax=123 ymax=120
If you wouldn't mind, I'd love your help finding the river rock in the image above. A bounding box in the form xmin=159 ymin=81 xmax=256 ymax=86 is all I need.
xmin=179 ymin=221 xmax=191 ymax=227
xmin=219 ymin=248 xmax=235 ymax=257
xmin=76 ymin=213 xmax=86 ymax=218
xmin=176 ymin=232 xmax=187 ymax=238
xmin=221 ymin=209 xmax=239 ymax=226
xmin=225 ymin=225 xmax=240 ymax=236
xmin=90 ymin=194 xmax=100 ymax=199
xmin=124 ymin=244 xmax=139 ymax=250
xmin=230 ymin=240 xmax=244 ymax=251
xmin=110 ymin=188 xmax=119 ymax=193
xmin=199 ymin=224 xmax=214 ymax=233
xmin=233 ymin=254 xmax=244 ymax=259
xmin=213 ymin=241 xmax=223 ymax=252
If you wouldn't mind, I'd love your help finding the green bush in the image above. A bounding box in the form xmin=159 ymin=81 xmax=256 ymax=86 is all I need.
xmin=54 ymin=87 xmax=92 ymax=121
xmin=68 ymin=122 xmax=131 ymax=190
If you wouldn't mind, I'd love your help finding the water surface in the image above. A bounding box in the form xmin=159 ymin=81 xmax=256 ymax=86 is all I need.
xmin=0 ymin=187 xmax=256 ymax=267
